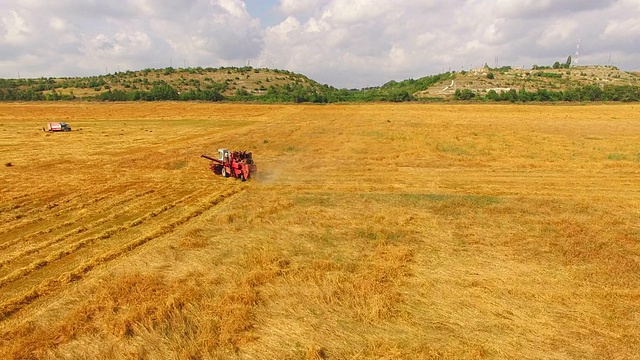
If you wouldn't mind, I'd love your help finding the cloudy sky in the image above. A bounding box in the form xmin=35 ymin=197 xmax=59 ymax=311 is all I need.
xmin=1 ymin=0 xmax=639 ymax=88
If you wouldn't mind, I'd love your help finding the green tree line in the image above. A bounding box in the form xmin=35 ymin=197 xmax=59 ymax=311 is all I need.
xmin=2 ymin=66 xmax=639 ymax=103
xmin=454 ymin=84 xmax=640 ymax=102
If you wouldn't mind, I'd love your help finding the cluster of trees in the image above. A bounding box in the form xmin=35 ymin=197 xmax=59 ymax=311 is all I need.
xmin=454 ymin=84 xmax=640 ymax=102
xmin=6 ymin=82 xmax=640 ymax=104
xmin=0 ymin=68 xmax=455 ymax=103
xmin=0 ymin=77 xmax=108 ymax=92
xmin=96 ymin=73 xmax=452 ymax=103
xmin=229 ymin=84 xmax=413 ymax=103
xmin=0 ymin=89 xmax=75 ymax=101
xmin=3 ymin=65 xmax=640 ymax=103
xmin=98 ymin=86 xmax=224 ymax=101
xmin=239 ymin=73 xmax=450 ymax=103
xmin=533 ymin=56 xmax=573 ymax=70
xmin=259 ymin=83 xmax=331 ymax=103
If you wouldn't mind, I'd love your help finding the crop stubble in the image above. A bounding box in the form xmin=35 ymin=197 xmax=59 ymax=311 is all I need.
xmin=0 ymin=102 xmax=639 ymax=359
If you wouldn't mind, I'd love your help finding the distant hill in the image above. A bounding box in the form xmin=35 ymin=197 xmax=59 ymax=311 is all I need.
xmin=417 ymin=65 xmax=640 ymax=99
xmin=0 ymin=66 xmax=334 ymax=102
xmin=1 ymin=65 xmax=639 ymax=102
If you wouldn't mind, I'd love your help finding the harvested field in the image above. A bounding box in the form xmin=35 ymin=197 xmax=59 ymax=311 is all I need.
xmin=1 ymin=102 xmax=639 ymax=359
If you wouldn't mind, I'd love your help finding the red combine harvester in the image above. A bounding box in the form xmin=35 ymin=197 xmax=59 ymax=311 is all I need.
xmin=201 ymin=148 xmax=257 ymax=181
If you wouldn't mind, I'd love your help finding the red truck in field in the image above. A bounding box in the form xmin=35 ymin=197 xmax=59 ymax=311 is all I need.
xmin=46 ymin=122 xmax=71 ymax=132
xmin=201 ymin=148 xmax=257 ymax=181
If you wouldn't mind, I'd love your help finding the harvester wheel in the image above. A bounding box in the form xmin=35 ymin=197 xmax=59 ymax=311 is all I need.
xmin=221 ymin=167 xmax=229 ymax=178
xmin=240 ymin=173 xmax=246 ymax=182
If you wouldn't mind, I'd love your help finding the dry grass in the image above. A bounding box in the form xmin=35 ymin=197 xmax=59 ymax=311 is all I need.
xmin=1 ymin=102 xmax=639 ymax=359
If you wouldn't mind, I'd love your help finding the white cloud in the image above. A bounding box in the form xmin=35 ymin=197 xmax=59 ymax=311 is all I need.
xmin=603 ymin=18 xmax=640 ymax=39
xmin=48 ymin=17 xmax=67 ymax=32
xmin=388 ymin=45 xmax=407 ymax=68
xmin=146 ymin=1 xmax=262 ymax=63
xmin=257 ymin=0 xmax=640 ymax=87
xmin=536 ymin=20 xmax=579 ymax=49
xmin=1 ymin=10 xmax=31 ymax=45
xmin=495 ymin=0 xmax=618 ymax=18
xmin=262 ymin=0 xmax=481 ymax=86
xmin=0 ymin=0 xmax=264 ymax=77
xmin=278 ymin=0 xmax=328 ymax=16
xmin=321 ymin=0 xmax=392 ymax=25
xmin=218 ymin=0 xmax=250 ymax=17
xmin=0 ymin=0 xmax=639 ymax=87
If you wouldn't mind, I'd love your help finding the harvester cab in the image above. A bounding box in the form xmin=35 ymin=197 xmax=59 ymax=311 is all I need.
xmin=218 ymin=148 xmax=230 ymax=162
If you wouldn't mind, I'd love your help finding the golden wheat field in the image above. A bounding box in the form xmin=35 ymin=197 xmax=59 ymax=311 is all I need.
xmin=0 ymin=102 xmax=639 ymax=359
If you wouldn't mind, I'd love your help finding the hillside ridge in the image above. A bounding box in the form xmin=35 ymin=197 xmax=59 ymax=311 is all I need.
xmin=418 ymin=65 xmax=640 ymax=99
xmin=1 ymin=65 xmax=639 ymax=102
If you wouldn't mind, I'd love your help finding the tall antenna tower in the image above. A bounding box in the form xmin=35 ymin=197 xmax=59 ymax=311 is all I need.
xmin=575 ymin=39 xmax=580 ymax=65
